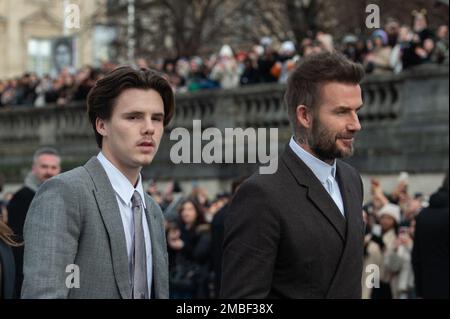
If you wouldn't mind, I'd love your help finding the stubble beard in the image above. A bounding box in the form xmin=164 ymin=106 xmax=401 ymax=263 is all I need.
xmin=307 ymin=117 xmax=354 ymax=163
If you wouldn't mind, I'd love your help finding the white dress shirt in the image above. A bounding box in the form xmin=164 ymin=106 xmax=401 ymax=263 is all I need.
xmin=289 ymin=137 xmax=345 ymax=217
xmin=97 ymin=152 xmax=153 ymax=296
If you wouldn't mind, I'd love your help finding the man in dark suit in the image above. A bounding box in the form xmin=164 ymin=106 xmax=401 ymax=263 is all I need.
xmin=412 ymin=174 xmax=449 ymax=299
xmin=7 ymin=147 xmax=61 ymax=298
xmin=221 ymin=52 xmax=366 ymax=299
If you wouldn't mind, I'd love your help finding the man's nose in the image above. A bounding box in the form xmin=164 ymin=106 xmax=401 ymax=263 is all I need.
xmin=142 ymin=117 xmax=155 ymax=135
xmin=348 ymin=112 xmax=362 ymax=132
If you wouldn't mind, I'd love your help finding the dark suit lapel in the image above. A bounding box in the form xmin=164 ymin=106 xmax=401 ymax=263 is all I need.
xmin=84 ymin=157 xmax=131 ymax=299
xmin=282 ymin=146 xmax=346 ymax=242
xmin=336 ymin=161 xmax=364 ymax=240
xmin=336 ymin=161 xmax=357 ymax=223
xmin=325 ymin=160 xmax=364 ymax=298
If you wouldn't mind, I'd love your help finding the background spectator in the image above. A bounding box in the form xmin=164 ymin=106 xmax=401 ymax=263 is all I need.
xmin=167 ymin=199 xmax=212 ymax=299
xmin=412 ymin=174 xmax=449 ymax=299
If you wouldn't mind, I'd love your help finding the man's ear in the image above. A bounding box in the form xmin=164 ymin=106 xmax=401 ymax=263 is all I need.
xmin=95 ymin=118 xmax=108 ymax=138
xmin=296 ymin=105 xmax=312 ymax=129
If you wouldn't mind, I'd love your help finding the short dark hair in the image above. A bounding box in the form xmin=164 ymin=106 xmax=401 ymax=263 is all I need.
xmin=284 ymin=52 xmax=365 ymax=138
xmin=33 ymin=147 xmax=60 ymax=164
xmin=87 ymin=66 xmax=175 ymax=148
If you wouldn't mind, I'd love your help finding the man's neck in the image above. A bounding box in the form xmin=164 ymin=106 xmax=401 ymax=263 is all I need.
xmin=101 ymin=150 xmax=141 ymax=187
xmin=294 ymin=137 xmax=334 ymax=165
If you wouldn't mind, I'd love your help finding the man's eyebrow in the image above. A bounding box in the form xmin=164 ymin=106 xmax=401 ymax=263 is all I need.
xmin=122 ymin=111 xmax=144 ymax=116
xmin=121 ymin=111 xmax=165 ymax=117
xmin=335 ymin=105 xmax=364 ymax=111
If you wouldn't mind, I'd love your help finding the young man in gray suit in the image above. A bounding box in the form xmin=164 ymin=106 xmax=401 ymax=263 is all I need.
xmin=22 ymin=67 xmax=175 ymax=299
xmin=221 ymin=52 xmax=366 ymax=298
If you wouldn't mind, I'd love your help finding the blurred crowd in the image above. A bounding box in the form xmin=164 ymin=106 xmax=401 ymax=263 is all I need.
xmin=362 ymin=173 xmax=448 ymax=299
xmin=1 ymin=12 xmax=448 ymax=109
xmin=145 ymin=178 xmax=244 ymax=299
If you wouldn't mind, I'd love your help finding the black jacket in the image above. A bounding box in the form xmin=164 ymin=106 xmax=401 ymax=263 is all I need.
xmin=211 ymin=203 xmax=229 ymax=297
xmin=0 ymin=239 xmax=16 ymax=299
xmin=221 ymin=146 xmax=365 ymax=298
xmin=412 ymin=187 xmax=449 ymax=299
xmin=6 ymin=186 xmax=35 ymax=298
xmin=168 ymin=223 xmax=212 ymax=298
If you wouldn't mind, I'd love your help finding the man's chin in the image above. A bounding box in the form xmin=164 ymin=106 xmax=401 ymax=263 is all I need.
xmin=136 ymin=153 xmax=156 ymax=165
xmin=338 ymin=147 xmax=354 ymax=158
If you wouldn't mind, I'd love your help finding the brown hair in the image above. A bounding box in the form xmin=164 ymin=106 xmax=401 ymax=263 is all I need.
xmin=87 ymin=66 xmax=175 ymax=148
xmin=284 ymin=52 xmax=365 ymax=138
xmin=177 ymin=198 xmax=206 ymax=227
xmin=0 ymin=221 xmax=22 ymax=247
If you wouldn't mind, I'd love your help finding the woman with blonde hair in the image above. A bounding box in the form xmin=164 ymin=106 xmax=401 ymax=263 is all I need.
xmin=0 ymin=220 xmax=20 ymax=299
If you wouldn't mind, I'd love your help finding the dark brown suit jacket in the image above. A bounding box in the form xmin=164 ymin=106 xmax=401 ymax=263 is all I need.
xmin=221 ymin=145 xmax=365 ymax=298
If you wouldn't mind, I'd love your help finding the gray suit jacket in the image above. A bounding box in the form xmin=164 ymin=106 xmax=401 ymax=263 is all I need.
xmin=22 ymin=157 xmax=169 ymax=299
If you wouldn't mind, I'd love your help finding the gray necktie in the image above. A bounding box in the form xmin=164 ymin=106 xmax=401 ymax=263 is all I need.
xmin=326 ymin=175 xmax=345 ymax=217
xmin=131 ymin=191 xmax=149 ymax=299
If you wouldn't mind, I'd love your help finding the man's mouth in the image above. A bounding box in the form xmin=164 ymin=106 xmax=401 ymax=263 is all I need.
xmin=138 ymin=141 xmax=154 ymax=146
xmin=137 ymin=141 xmax=155 ymax=152
xmin=337 ymin=135 xmax=354 ymax=146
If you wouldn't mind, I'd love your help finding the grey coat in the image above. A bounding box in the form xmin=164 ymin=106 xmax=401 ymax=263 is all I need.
xmin=22 ymin=157 xmax=169 ymax=299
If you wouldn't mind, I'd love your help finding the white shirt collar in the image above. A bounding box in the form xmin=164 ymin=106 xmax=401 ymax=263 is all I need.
xmin=289 ymin=136 xmax=336 ymax=184
xmin=97 ymin=152 xmax=147 ymax=208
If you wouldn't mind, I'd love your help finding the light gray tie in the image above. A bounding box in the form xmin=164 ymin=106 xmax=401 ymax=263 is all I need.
xmin=131 ymin=191 xmax=149 ymax=299
xmin=326 ymin=175 xmax=345 ymax=217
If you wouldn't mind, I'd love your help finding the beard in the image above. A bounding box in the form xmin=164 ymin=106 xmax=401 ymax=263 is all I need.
xmin=307 ymin=117 xmax=355 ymax=162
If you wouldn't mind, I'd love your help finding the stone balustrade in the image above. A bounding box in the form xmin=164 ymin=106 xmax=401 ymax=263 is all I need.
xmin=0 ymin=65 xmax=448 ymax=183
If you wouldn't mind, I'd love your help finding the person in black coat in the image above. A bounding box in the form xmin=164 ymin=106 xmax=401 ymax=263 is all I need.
xmin=221 ymin=52 xmax=366 ymax=299
xmin=210 ymin=177 xmax=247 ymax=298
xmin=0 ymin=221 xmax=19 ymax=299
xmin=167 ymin=199 xmax=211 ymax=299
xmin=6 ymin=148 xmax=60 ymax=297
xmin=412 ymin=174 xmax=449 ymax=299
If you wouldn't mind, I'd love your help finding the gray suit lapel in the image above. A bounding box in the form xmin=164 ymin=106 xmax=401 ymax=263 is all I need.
xmin=143 ymin=194 xmax=167 ymax=299
xmin=84 ymin=157 xmax=131 ymax=299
